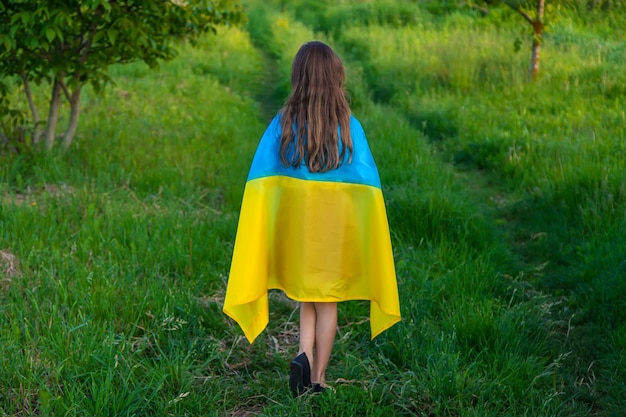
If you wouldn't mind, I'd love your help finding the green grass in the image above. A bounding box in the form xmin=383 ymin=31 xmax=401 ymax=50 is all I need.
xmin=2 ymin=1 xmax=625 ymax=415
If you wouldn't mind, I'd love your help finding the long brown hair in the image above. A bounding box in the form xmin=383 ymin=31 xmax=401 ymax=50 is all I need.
xmin=279 ymin=41 xmax=352 ymax=173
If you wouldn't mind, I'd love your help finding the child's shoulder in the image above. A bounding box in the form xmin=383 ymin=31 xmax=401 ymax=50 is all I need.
xmin=349 ymin=115 xmax=366 ymax=139
xmin=265 ymin=114 xmax=283 ymax=136
xmin=271 ymin=113 xmax=282 ymax=126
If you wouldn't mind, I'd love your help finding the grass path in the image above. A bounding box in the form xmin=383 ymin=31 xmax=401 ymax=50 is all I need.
xmin=449 ymin=165 xmax=596 ymax=407
xmin=443 ymin=141 xmax=624 ymax=414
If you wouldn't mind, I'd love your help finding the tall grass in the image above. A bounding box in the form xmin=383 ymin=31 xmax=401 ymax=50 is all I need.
xmin=1 ymin=0 xmax=625 ymax=415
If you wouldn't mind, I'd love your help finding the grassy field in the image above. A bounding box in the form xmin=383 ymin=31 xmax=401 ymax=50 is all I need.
xmin=1 ymin=1 xmax=625 ymax=415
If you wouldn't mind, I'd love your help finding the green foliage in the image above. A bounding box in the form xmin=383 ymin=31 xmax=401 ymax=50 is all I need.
xmin=0 ymin=81 xmax=26 ymax=153
xmin=0 ymin=0 xmax=243 ymax=150
xmin=0 ymin=0 xmax=243 ymax=83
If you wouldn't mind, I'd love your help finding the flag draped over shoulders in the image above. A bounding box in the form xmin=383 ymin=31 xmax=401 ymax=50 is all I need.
xmin=223 ymin=114 xmax=400 ymax=343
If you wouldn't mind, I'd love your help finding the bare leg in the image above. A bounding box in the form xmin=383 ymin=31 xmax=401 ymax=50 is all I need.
xmin=298 ymin=302 xmax=316 ymax=371
xmin=311 ymin=302 xmax=337 ymax=387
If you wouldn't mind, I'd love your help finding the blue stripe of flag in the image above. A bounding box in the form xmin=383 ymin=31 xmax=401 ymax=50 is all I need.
xmin=246 ymin=115 xmax=382 ymax=189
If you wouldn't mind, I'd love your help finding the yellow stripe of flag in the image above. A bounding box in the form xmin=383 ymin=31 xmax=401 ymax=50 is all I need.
xmin=223 ymin=175 xmax=400 ymax=343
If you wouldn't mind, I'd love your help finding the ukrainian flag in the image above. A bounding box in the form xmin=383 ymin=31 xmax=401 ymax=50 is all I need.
xmin=223 ymin=115 xmax=400 ymax=343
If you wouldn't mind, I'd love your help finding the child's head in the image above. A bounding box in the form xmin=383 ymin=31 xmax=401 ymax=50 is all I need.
xmin=290 ymin=41 xmax=345 ymax=95
xmin=280 ymin=41 xmax=352 ymax=173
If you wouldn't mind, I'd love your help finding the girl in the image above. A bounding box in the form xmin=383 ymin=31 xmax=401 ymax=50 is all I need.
xmin=223 ymin=41 xmax=400 ymax=396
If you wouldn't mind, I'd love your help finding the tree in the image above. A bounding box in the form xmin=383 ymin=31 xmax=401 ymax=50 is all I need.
xmin=0 ymin=0 xmax=243 ymax=151
xmin=482 ymin=0 xmax=546 ymax=80
xmin=506 ymin=0 xmax=546 ymax=80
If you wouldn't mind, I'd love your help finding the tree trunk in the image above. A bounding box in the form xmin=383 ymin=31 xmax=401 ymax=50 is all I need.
xmin=44 ymin=79 xmax=62 ymax=150
xmin=0 ymin=131 xmax=10 ymax=148
xmin=62 ymin=87 xmax=82 ymax=150
xmin=20 ymin=71 xmax=42 ymax=144
xmin=529 ymin=29 xmax=542 ymax=80
xmin=529 ymin=0 xmax=545 ymax=81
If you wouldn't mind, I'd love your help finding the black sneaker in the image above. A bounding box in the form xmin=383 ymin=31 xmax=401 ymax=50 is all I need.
xmin=312 ymin=383 xmax=328 ymax=394
xmin=289 ymin=353 xmax=312 ymax=397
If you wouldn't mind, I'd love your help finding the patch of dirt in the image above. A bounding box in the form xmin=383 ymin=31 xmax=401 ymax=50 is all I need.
xmin=1 ymin=249 xmax=21 ymax=287
xmin=230 ymin=405 xmax=264 ymax=417
xmin=2 ymin=183 xmax=74 ymax=207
